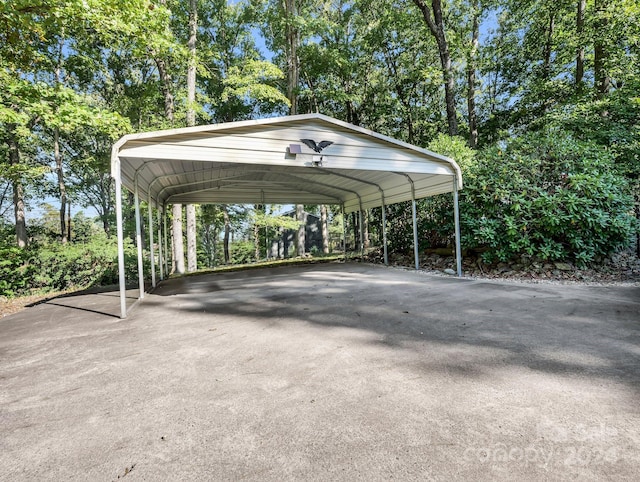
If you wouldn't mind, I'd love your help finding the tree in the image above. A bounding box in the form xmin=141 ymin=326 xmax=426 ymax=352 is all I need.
xmin=320 ymin=204 xmax=329 ymax=254
xmin=466 ymin=0 xmax=480 ymax=148
xmin=593 ymin=0 xmax=610 ymax=96
xmin=199 ymin=204 xmax=222 ymax=267
xmin=296 ymin=204 xmax=305 ymax=256
xmin=186 ymin=204 xmax=197 ymax=272
xmin=185 ymin=0 xmax=198 ymax=273
xmin=222 ymin=205 xmax=231 ymax=264
xmin=576 ymin=0 xmax=586 ymax=86
xmin=281 ymin=0 xmax=305 ymax=255
xmin=411 ymin=0 xmax=458 ymax=135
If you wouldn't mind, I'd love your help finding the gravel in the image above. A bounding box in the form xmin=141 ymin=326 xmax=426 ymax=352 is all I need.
xmin=363 ymin=249 xmax=640 ymax=287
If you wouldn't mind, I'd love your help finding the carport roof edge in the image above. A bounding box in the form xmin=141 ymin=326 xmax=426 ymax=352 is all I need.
xmin=110 ymin=113 xmax=463 ymax=212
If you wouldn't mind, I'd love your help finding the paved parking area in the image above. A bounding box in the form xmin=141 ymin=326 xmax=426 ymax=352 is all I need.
xmin=1 ymin=263 xmax=639 ymax=480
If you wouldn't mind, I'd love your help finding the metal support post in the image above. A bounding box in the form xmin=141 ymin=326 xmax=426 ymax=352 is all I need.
xmin=453 ymin=175 xmax=463 ymax=276
xmin=341 ymin=204 xmax=347 ymax=261
xmin=147 ymin=194 xmax=156 ymax=289
xmin=115 ymin=168 xmax=127 ymax=319
xmin=133 ymin=179 xmax=145 ymax=299
xmin=358 ymin=203 xmax=364 ymax=257
xmin=157 ymin=208 xmax=164 ymax=281
xmin=380 ymin=193 xmax=388 ymax=266
xmin=163 ymin=205 xmax=169 ymax=275
xmin=404 ymin=175 xmax=419 ymax=270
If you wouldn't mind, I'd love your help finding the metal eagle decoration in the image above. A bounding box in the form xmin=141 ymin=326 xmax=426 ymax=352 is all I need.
xmin=300 ymin=139 xmax=333 ymax=153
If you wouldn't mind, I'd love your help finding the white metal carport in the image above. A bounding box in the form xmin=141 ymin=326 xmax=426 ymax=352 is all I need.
xmin=111 ymin=113 xmax=463 ymax=318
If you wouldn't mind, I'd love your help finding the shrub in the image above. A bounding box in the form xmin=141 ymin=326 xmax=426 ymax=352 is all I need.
xmin=0 ymin=247 xmax=35 ymax=297
xmin=229 ymin=240 xmax=255 ymax=265
xmin=461 ymin=130 xmax=636 ymax=265
xmin=382 ymin=130 xmax=636 ymax=266
xmin=0 ymin=236 xmax=146 ymax=298
xmin=383 ymin=134 xmax=476 ymax=253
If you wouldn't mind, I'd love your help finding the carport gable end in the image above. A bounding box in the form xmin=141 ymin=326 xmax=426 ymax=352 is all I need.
xmin=111 ymin=113 xmax=462 ymax=211
xmin=110 ymin=113 xmax=464 ymax=318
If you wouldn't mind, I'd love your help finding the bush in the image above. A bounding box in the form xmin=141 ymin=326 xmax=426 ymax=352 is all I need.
xmin=0 ymin=236 xmax=146 ymax=298
xmin=383 ymin=130 xmax=636 ymax=266
xmin=229 ymin=240 xmax=255 ymax=265
xmin=461 ymin=130 xmax=636 ymax=265
xmin=383 ymin=134 xmax=476 ymax=253
xmin=0 ymin=247 xmax=35 ymax=297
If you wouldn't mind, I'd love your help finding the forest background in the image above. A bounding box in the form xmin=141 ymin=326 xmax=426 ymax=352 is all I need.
xmin=1 ymin=0 xmax=638 ymax=299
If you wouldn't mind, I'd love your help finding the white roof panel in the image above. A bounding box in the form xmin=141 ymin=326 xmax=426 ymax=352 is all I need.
xmin=111 ymin=113 xmax=462 ymax=212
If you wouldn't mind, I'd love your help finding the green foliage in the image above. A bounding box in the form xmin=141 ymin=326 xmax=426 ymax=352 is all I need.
xmin=251 ymin=210 xmax=301 ymax=231
xmin=461 ymin=131 xmax=636 ymax=265
xmin=0 ymin=236 xmax=144 ymax=298
xmin=229 ymin=240 xmax=256 ymax=265
xmin=0 ymin=246 xmax=35 ymax=297
xmin=383 ymin=131 xmax=636 ymax=266
xmin=222 ymin=59 xmax=290 ymax=109
xmin=384 ymin=135 xmax=475 ymax=253
xmin=427 ymin=133 xmax=477 ymax=174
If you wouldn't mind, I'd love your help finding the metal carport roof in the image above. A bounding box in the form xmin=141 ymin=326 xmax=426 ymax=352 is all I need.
xmin=111 ymin=113 xmax=463 ymax=318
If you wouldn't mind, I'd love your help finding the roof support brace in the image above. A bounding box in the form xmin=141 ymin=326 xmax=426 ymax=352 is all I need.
xmin=134 ymin=178 xmax=145 ymax=299
xmin=453 ymin=174 xmax=463 ymax=276
xmin=115 ymin=166 xmax=127 ymax=319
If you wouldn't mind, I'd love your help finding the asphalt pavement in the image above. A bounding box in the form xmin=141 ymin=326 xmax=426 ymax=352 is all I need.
xmin=1 ymin=263 xmax=639 ymax=481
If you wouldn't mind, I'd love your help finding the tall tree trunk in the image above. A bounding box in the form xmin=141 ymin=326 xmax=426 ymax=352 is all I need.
xmin=594 ymin=0 xmax=610 ymax=96
xmin=351 ymin=211 xmax=358 ymax=250
xmin=13 ymin=180 xmax=27 ymax=249
xmin=54 ymin=127 xmax=67 ymax=244
xmin=253 ymin=205 xmax=261 ymax=262
xmin=576 ymin=0 xmax=586 ymax=86
xmin=223 ymin=205 xmax=230 ymax=264
xmin=412 ymin=0 xmax=458 ymax=136
xmin=284 ymin=0 xmax=299 ymax=117
xmin=184 ymin=0 xmax=198 ymax=274
xmin=100 ymin=175 xmax=111 ymax=237
xmin=284 ymin=0 xmax=305 ymax=257
xmin=363 ymin=210 xmax=370 ymax=250
xmin=296 ymin=204 xmax=305 ymax=256
xmin=254 ymin=224 xmax=261 ymax=261
xmin=154 ymin=56 xmax=175 ymax=122
xmin=67 ymin=201 xmax=71 ymax=242
xmin=154 ymin=0 xmax=179 ymax=274
xmin=186 ymin=0 xmax=197 ymax=126
xmin=172 ymin=204 xmax=185 ymax=274
xmin=186 ymin=204 xmax=197 ymax=272
xmin=542 ymin=13 xmax=555 ymax=80
xmin=8 ymin=132 xmax=27 ymax=248
xmin=466 ymin=2 xmax=479 ymax=148
xmin=54 ymin=38 xmax=68 ymax=244
xmin=320 ymin=204 xmax=329 ymax=254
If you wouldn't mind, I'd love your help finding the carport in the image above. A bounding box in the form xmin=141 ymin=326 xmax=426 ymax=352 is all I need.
xmin=111 ymin=113 xmax=463 ymax=318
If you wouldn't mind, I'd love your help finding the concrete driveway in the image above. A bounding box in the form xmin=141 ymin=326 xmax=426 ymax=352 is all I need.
xmin=1 ymin=263 xmax=639 ymax=481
